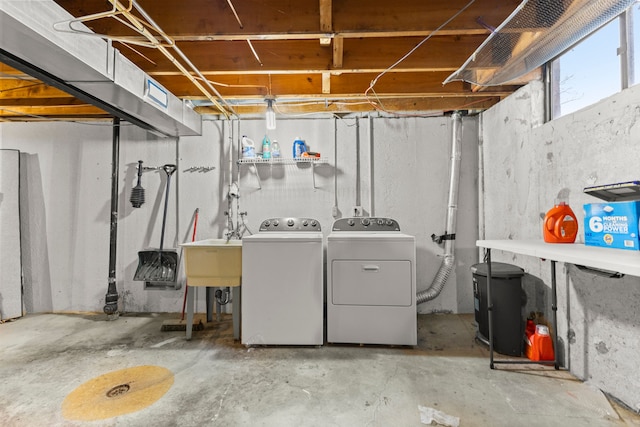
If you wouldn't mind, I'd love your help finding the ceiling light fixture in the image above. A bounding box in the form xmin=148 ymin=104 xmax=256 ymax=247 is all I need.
xmin=265 ymin=98 xmax=276 ymax=130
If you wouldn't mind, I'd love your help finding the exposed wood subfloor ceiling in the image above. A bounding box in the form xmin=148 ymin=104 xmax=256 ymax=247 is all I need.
xmin=1 ymin=0 xmax=538 ymax=122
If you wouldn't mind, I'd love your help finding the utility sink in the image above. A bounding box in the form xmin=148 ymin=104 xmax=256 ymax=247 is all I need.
xmin=181 ymin=239 xmax=242 ymax=287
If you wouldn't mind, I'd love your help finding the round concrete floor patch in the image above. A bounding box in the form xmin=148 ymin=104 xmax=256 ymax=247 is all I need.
xmin=62 ymin=365 xmax=174 ymax=421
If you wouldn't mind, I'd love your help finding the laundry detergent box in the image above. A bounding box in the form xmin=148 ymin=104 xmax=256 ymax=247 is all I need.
xmin=583 ymin=201 xmax=640 ymax=250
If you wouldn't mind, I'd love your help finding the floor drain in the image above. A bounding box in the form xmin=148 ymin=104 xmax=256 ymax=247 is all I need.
xmin=106 ymin=384 xmax=130 ymax=398
xmin=63 ymin=365 xmax=174 ymax=421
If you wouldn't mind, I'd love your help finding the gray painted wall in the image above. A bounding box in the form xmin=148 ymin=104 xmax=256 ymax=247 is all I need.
xmin=481 ymin=80 xmax=640 ymax=411
xmin=0 ymin=114 xmax=479 ymax=317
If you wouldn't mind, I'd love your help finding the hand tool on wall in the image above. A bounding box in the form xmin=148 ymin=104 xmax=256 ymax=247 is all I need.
xmin=133 ymin=164 xmax=178 ymax=282
xmin=130 ymin=160 xmax=145 ymax=208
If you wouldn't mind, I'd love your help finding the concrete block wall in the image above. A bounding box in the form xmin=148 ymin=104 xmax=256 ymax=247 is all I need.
xmin=0 ymin=113 xmax=479 ymax=318
xmin=481 ymin=80 xmax=640 ymax=411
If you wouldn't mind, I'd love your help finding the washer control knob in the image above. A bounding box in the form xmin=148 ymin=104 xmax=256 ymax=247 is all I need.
xmin=362 ymin=218 xmax=370 ymax=226
xmin=377 ymin=218 xmax=384 ymax=225
xmin=263 ymin=220 xmax=270 ymax=227
xmin=302 ymin=220 xmax=309 ymax=226
xmin=386 ymin=219 xmax=393 ymax=226
xmin=273 ymin=220 xmax=279 ymax=227
xmin=311 ymin=220 xmax=318 ymax=227
xmin=347 ymin=219 xmax=355 ymax=226
xmin=287 ymin=219 xmax=295 ymax=227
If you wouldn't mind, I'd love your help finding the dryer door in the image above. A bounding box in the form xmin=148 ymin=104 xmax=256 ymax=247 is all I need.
xmin=331 ymin=260 xmax=412 ymax=306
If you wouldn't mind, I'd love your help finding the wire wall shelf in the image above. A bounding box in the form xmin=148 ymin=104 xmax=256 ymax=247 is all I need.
xmin=237 ymin=157 xmax=328 ymax=165
xmin=237 ymin=157 xmax=329 ymax=189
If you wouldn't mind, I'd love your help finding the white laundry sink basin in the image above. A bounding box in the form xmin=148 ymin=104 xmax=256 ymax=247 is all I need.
xmin=181 ymin=239 xmax=242 ymax=287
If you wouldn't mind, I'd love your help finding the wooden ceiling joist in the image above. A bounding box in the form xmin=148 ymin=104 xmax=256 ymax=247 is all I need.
xmin=319 ymin=0 xmax=332 ymax=46
xmin=0 ymin=0 xmax=534 ymax=120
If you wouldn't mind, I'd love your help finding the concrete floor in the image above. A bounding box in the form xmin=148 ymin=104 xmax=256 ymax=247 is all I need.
xmin=1 ymin=313 xmax=639 ymax=427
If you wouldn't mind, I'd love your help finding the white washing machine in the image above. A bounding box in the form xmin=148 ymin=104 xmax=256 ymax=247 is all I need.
xmin=241 ymin=217 xmax=324 ymax=345
xmin=327 ymin=217 xmax=416 ymax=346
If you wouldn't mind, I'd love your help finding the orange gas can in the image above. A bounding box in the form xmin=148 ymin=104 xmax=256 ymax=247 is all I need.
xmin=543 ymin=202 xmax=578 ymax=243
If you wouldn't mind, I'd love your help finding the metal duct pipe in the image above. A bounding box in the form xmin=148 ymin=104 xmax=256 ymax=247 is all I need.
xmin=104 ymin=117 xmax=120 ymax=316
xmin=417 ymin=111 xmax=463 ymax=304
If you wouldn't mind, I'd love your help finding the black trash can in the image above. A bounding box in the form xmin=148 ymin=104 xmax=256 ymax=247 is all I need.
xmin=471 ymin=262 xmax=525 ymax=356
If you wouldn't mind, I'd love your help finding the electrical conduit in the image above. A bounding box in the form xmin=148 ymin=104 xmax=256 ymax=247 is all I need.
xmin=417 ymin=111 xmax=462 ymax=304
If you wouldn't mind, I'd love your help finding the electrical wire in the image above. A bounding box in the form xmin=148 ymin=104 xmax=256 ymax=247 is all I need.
xmin=364 ymin=91 xmax=495 ymax=118
xmin=273 ymin=105 xmax=356 ymax=120
xmin=266 ymin=102 xmax=364 ymax=125
xmin=226 ymin=0 xmax=244 ymax=28
xmin=364 ymin=0 xmax=477 ymax=116
xmin=117 ymin=41 xmax=159 ymax=66
xmin=366 ymin=0 xmax=476 ymax=94
xmin=197 ymin=76 xmax=269 ymax=91
xmin=222 ymin=0 xmax=262 ymax=68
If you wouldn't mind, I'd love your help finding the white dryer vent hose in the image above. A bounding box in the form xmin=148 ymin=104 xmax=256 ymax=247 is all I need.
xmin=417 ymin=111 xmax=462 ymax=305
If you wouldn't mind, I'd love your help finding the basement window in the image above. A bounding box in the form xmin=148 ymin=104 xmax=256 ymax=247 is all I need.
xmin=550 ymin=17 xmax=622 ymax=119
xmin=550 ymin=3 xmax=640 ymax=120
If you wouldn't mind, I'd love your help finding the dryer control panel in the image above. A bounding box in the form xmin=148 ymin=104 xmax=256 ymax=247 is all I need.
xmin=259 ymin=217 xmax=321 ymax=232
xmin=332 ymin=217 xmax=400 ymax=232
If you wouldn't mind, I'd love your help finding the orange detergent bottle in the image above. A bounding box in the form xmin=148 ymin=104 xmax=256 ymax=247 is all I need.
xmin=543 ymin=202 xmax=578 ymax=243
xmin=525 ymin=324 xmax=555 ymax=361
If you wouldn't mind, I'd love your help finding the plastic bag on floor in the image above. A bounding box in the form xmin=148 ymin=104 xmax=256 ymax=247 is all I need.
xmin=418 ymin=405 xmax=460 ymax=427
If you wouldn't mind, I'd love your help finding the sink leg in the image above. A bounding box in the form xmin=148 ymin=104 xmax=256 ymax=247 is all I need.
xmin=216 ymin=288 xmax=222 ymax=322
xmin=207 ymin=287 xmax=215 ymax=323
xmin=233 ymin=286 xmax=241 ymax=341
xmin=186 ymin=285 xmax=194 ymax=341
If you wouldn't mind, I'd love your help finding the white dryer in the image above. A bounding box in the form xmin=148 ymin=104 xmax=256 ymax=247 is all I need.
xmin=327 ymin=217 xmax=416 ymax=346
xmin=241 ymin=217 xmax=323 ymax=345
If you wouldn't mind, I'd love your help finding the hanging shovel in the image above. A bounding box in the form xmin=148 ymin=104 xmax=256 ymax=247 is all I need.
xmin=133 ymin=164 xmax=178 ymax=282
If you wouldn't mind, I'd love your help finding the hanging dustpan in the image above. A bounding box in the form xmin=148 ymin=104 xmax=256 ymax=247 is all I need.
xmin=134 ymin=164 xmax=178 ymax=282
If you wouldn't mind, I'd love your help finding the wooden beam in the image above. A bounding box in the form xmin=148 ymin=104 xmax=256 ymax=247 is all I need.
xmin=322 ymin=72 xmax=331 ymax=94
xmin=56 ymin=0 xmax=519 ymax=38
xmin=0 ymin=79 xmax=75 ymax=99
xmin=152 ymin=71 xmax=520 ymax=99
xmin=0 ymin=97 xmax=90 ymax=107
xmin=194 ymin=95 xmax=501 ymax=115
xmin=319 ymin=0 xmax=332 ymax=32
xmin=166 ymin=29 xmax=489 ymax=42
xmin=0 ymin=105 xmax=110 ymax=118
xmin=124 ymin=35 xmax=487 ymax=74
xmin=319 ymin=0 xmax=332 ymax=46
xmin=332 ymin=36 xmax=343 ymax=69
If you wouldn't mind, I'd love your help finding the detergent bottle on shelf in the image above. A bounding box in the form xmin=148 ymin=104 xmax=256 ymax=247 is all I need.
xmin=543 ymin=201 xmax=578 ymax=243
xmin=293 ymin=137 xmax=307 ymax=159
xmin=262 ymin=135 xmax=271 ymax=159
xmin=241 ymin=135 xmax=255 ymax=158
xmin=271 ymin=140 xmax=281 ymax=158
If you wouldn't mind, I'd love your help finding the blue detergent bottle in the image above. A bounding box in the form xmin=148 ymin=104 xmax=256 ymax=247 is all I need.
xmin=293 ymin=137 xmax=307 ymax=158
